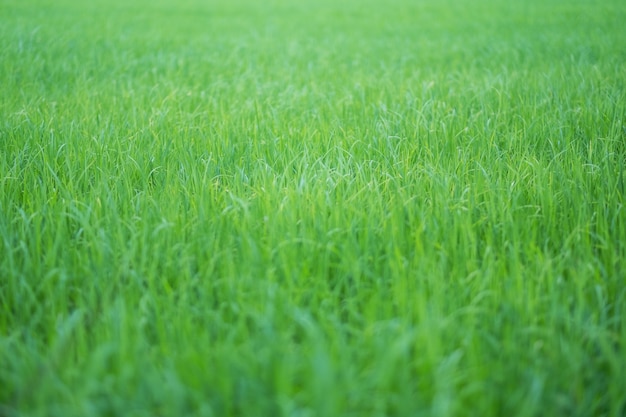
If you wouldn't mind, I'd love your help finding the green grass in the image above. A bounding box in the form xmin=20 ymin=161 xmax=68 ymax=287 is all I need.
xmin=1 ymin=0 xmax=625 ymax=415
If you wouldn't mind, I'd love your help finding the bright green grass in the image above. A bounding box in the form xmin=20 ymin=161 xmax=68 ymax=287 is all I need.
xmin=1 ymin=0 xmax=625 ymax=415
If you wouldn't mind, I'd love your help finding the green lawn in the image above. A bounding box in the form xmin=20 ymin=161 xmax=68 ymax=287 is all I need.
xmin=1 ymin=0 xmax=625 ymax=415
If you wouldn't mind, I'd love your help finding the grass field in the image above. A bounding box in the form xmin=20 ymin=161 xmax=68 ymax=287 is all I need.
xmin=1 ymin=0 xmax=625 ymax=415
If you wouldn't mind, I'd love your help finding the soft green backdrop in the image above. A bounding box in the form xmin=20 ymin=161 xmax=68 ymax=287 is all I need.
xmin=1 ymin=0 xmax=625 ymax=416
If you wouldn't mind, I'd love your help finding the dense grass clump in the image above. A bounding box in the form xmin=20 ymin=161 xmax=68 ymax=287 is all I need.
xmin=1 ymin=0 xmax=625 ymax=415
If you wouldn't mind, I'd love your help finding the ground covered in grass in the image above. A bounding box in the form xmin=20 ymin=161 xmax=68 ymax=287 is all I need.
xmin=1 ymin=0 xmax=625 ymax=415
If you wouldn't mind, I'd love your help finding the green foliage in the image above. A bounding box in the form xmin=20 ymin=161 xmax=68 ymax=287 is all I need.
xmin=1 ymin=0 xmax=625 ymax=415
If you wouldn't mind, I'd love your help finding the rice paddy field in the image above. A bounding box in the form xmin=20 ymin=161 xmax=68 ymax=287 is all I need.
xmin=1 ymin=0 xmax=625 ymax=415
